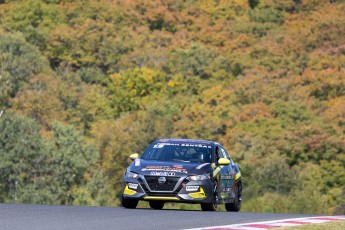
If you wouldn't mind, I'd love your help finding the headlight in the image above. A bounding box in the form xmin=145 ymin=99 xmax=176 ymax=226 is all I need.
xmin=187 ymin=173 xmax=210 ymax=181
xmin=126 ymin=170 xmax=139 ymax=179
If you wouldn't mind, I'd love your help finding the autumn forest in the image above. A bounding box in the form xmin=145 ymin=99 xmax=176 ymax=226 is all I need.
xmin=0 ymin=0 xmax=344 ymax=214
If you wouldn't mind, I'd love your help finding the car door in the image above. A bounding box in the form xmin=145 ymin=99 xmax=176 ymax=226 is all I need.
xmin=217 ymin=145 xmax=236 ymax=203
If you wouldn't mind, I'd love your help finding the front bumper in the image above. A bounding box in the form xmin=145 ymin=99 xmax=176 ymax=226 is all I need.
xmin=122 ymin=175 xmax=214 ymax=204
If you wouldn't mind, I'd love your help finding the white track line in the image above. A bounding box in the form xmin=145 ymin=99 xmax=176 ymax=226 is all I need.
xmin=184 ymin=215 xmax=345 ymax=230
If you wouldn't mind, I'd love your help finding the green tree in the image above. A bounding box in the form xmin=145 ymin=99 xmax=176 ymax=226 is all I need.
xmin=0 ymin=113 xmax=54 ymax=204
xmin=291 ymin=163 xmax=329 ymax=214
xmin=0 ymin=0 xmax=65 ymax=50
xmin=0 ymin=32 xmax=49 ymax=113
xmin=107 ymin=67 xmax=171 ymax=114
xmin=48 ymin=122 xmax=99 ymax=205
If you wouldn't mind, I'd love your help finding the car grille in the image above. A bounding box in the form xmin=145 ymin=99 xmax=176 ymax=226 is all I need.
xmin=144 ymin=176 xmax=180 ymax=192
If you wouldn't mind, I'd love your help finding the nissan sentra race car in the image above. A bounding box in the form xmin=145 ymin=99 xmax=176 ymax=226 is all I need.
xmin=121 ymin=139 xmax=242 ymax=211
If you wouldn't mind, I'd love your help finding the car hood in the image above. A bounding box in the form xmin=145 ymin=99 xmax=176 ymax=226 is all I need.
xmin=129 ymin=159 xmax=212 ymax=176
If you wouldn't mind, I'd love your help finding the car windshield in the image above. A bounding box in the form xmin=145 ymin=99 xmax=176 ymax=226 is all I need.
xmin=141 ymin=142 xmax=213 ymax=163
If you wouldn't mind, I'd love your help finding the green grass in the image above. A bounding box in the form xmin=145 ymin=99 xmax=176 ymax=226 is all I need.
xmin=137 ymin=201 xmax=201 ymax=210
xmin=137 ymin=201 xmax=231 ymax=211
xmin=279 ymin=221 xmax=345 ymax=230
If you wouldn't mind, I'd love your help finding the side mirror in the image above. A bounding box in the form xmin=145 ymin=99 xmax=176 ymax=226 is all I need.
xmin=130 ymin=153 xmax=139 ymax=160
xmin=218 ymin=158 xmax=230 ymax=165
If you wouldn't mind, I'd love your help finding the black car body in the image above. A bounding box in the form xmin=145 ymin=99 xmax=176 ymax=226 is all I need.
xmin=121 ymin=139 xmax=242 ymax=211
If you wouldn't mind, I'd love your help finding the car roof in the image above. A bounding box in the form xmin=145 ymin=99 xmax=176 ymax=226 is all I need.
xmin=157 ymin=138 xmax=216 ymax=145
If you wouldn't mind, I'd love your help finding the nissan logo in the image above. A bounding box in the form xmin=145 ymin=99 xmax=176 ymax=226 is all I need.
xmin=158 ymin=177 xmax=166 ymax=184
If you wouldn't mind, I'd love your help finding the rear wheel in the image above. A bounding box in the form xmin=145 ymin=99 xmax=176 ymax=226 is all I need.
xmin=201 ymin=183 xmax=217 ymax=211
xmin=225 ymin=182 xmax=242 ymax=212
xmin=121 ymin=196 xmax=138 ymax=209
xmin=149 ymin=201 xmax=164 ymax=210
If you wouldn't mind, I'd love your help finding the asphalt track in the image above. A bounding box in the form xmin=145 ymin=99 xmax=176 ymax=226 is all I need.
xmin=0 ymin=204 xmax=319 ymax=230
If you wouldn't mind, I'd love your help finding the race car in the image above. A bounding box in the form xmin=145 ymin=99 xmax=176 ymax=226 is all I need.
xmin=121 ymin=138 xmax=242 ymax=211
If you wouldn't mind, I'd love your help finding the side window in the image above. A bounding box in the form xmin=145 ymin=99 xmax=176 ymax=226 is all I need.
xmin=220 ymin=147 xmax=233 ymax=163
xmin=216 ymin=145 xmax=226 ymax=159
xmin=220 ymin=148 xmax=227 ymax=158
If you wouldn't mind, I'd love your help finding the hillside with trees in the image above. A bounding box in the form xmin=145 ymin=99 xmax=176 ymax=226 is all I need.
xmin=0 ymin=0 xmax=344 ymax=214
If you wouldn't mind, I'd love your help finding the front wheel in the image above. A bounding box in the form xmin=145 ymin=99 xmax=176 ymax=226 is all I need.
xmin=225 ymin=182 xmax=241 ymax=212
xmin=201 ymin=201 xmax=216 ymax=211
xmin=201 ymin=183 xmax=217 ymax=211
xmin=149 ymin=201 xmax=164 ymax=210
xmin=121 ymin=196 xmax=138 ymax=209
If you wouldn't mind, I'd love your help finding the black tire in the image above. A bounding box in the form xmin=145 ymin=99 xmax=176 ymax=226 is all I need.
xmin=201 ymin=202 xmax=217 ymax=211
xmin=149 ymin=201 xmax=164 ymax=210
xmin=225 ymin=182 xmax=242 ymax=212
xmin=121 ymin=196 xmax=138 ymax=209
xmin=201 ymin=183 xmax=217 ymax=211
